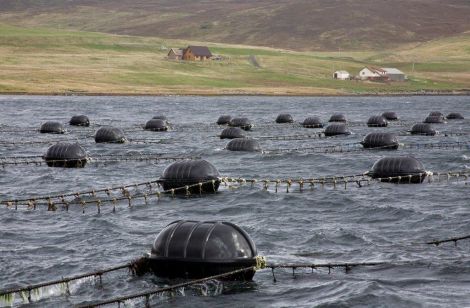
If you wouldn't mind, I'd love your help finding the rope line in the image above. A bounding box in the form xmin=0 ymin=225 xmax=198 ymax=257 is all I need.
xmin=426 ymin=235 xmax=470 ymax=246
xmin=263 ymin=141 xmax=470 ymax=154
xmin=2 ymin=169 xmax=469 ymax=213
xmin=0 ymin=155 xmax=197 ymax=168
xmin=0 ymin=263 xmax=133 ymax=299
xmin=79 ymin=266 xmax=256 ymax=308
xmin=1 ymin=253 xmax=468 ymax=306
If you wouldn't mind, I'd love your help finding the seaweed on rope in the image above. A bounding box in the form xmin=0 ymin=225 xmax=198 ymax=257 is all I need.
xmin=1 ymin=255 xmax=468 ymax=307
xmin=1 ymin=169 xmax=469 ymax=213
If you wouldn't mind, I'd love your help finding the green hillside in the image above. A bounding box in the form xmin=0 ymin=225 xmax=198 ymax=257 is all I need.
xmin=0 ymin=24 xmax=469 ymax=95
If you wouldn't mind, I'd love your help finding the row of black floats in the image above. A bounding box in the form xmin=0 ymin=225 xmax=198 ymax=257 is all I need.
xmin=114 ymin=154 xmax=428 ymax=280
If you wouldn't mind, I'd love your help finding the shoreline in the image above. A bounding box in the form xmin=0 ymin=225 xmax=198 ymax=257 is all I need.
xmin=0 ymin=90 xmax=469 ymax=97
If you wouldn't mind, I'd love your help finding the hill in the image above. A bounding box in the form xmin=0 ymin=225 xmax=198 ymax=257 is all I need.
xmin=0 ymin=24 xmax=469 ymax=95
xmin=0 ymin=0 xmax=470 ymax=51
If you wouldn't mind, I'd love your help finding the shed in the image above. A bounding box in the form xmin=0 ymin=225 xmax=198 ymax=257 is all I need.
xmin=382 ymin=68 xmax=406 ymax=82
xmin=182 ymin=46 xmax=212 ymax=61
xmin=334 ymin=70 xmax=350 ymax=80
xmin=167 ymin=48 xmax=183 ymax=60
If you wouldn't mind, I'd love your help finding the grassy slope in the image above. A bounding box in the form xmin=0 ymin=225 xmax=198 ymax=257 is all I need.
xmin=0 ymin=24 xmax=469 ymax=95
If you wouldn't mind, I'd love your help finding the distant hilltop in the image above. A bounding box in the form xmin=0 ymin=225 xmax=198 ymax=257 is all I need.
xmin=1 ymin=0 xmax=470 ymax=51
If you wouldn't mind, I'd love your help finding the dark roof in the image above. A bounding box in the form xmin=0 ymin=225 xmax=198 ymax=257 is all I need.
xmin=187 ymin=45 xmax=212 ymax=57
xmin=168 ymin=48 xmax=183 ymax=56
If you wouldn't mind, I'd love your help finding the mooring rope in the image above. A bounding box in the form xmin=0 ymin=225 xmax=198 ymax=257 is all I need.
xmin=256 ymin=131 xmax=470 ymax=141
xmin=0 ymin=155 xmax=197 ymax=168
xmin=426 ymin=235 xmax=470 ymax=246
xmin=79 ymin=266 xmax=257 ymax=308
xmin=0 ymin=178 xmax=221 ymax=212
xmin=2 ymin=169 xmax=469 ymax=213
xmin=3 ymin=255 xmax=467 ymax=307
xmin=263 ymin=141 xmax=470 ymax=155
xmin=0 ymin=262 xmax=133 ymax=303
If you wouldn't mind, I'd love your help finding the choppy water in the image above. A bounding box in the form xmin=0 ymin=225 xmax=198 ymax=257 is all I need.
xmin=0 ymin=95 xmax=469 ymax=307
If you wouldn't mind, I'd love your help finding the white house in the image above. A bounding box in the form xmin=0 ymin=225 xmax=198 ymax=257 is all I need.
xmin=333 ymin=70 xmax=350 ymax=80
xmin=359 ymin=67 xmax=387 ymax=80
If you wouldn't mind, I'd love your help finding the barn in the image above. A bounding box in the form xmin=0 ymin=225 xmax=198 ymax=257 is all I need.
xmin=382 ymin=68 xmax=406 ymax=81
xmin=359 ymin=67 xmax=406 ymax=81
xmin=182 ymin=46 xmax=212 ymax=61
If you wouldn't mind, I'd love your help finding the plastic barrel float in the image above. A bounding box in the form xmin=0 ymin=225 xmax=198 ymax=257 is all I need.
xmin=69 ymin=115 xmax=90 ymax=127
xmin=328 ymin=113 xmax=347 ymax=123
xmin=382 ymin=112 xmax=398 ymax=121
xmin=152 ymin=115 xmax=168 ymax=122
xmin=229 ymin=118 xmax=253 ymax=131
xmin=144 ymin=119 xmax=168 ymax=131
xmin=220 ymin=127 xmax=246 ymax=139
xmin=159 ymin=159 xmax=221 ymax=194
xmin=367 ymin=115 xmax=388 ymax=127
xmin=217 ymin=115 xmax=232 ymax=125
xmin=410 ymin=123 xmax=436 ymax=136
xmin=446 ymin=112 xmax=464 ymax=120
xmin=95 ymin=126 xmax=126 ymax=143
xmin=43 ymin=142 xmax=88 ymax=168
xmin=39 ymin=121 xmax=65 ymax=134
xmin=226 ymin=138 xmax=261 ymax=152
xmin=428 ymin=111 xmax=444 ymax=117
xmin=361 ymin=132 xmax=399 ymax=150
xmin=147 ymin=220 xmax=259 ymax=280
xmin=324 ymin=123 xmax=351 ymax=136
xmin=275 ymin=114 xmax=294 ymax=123
xmin=368 ymin=156 xmax=427 ymax=183
xmin=302 ymin=116 xmax=323 ymax=128
xmin=423 ymin=115 xmax=445 ymax=124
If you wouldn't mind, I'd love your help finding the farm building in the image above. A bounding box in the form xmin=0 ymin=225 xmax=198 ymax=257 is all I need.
xmin=382 ymin=68 xmax=406 ymax=81
xmin=182 ymin=46 xmax=212 ymax=61
xmin=333 ymin=70 xmax=350 ymax=80
xmin=359 ymin=67 xmax=387 ymax=80
xmin=167 ymin=48 xmax=183 ymax=60
xmin=359 ymin=67 xmax=406 ymax=81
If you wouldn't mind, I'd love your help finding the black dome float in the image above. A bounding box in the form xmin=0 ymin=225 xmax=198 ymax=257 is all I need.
xmin=152 ymin=115 xmax=168 ymax=122
xmin=228 ymin=117 xmax=253 ymax=131
xmin=382 ymin=112 xmax=398 ymax=121
xmin=324 ymin=124 xmax=351 ymax=136
xmin=429 ymin=111 xmax=444 ymax=117
xmin=43 ymin=142 xmax=88 ymax=168
xmin=94 ymin=126 xmax=126 ymax=143
xmin=147 ymin=220 xmax=259 ymax=280
xmin=69 ymin=115 xmax=90 ymax=127
xmin=220 ymin=127 xmax=246 ymax=139
xmin=275 ymin=113 xmax=294 ymax=123
xmin=226 ymin=138 xmax=261 ymax=152
xmin=39 ymin=121 xmax=65 ymax=134
xmin=368 ymin=156 xmax=427 ymax=183
xmin=159 ymin=159 xmax=220 ymax=194
xmin=367 ymin=115 xmax=388 ymax=127
xmin=361 ymin=132 xmax=399 ymax=150
xmin=446 ymin=112 xmax=464 ymax=120
xmin=410 ymin=123 xmax=436 ymax=136
xmin=424 ymin=115 xmax=445 ymax=124
xmin=144 ymin=119 xmax=168 ymax=131
xmin=217 ymin=115 xmax=232 ymax=125
xmin=328 ymin=113 xmax=347 ymax=123
xmin=302 ymin=116 xmax=323 ymax=128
